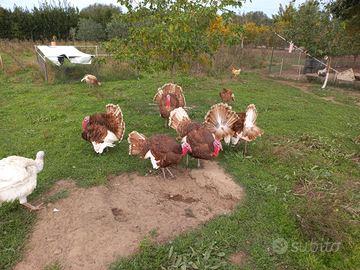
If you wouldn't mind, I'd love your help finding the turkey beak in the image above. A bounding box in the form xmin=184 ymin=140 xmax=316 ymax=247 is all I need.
xmin=187 ymin=145 xmax=192 ymax=153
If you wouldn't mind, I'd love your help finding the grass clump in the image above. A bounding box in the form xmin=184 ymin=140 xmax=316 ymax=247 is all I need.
xmin=43 ymin=260 xmax=65 ymax=270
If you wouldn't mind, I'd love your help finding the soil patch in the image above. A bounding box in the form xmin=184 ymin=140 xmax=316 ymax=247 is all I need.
xmin=14 ymin=160 xmax=243 ymax=270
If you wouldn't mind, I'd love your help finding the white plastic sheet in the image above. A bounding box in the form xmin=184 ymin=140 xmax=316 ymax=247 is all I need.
xmin=36 ymin=46 xmax=94 ymax=66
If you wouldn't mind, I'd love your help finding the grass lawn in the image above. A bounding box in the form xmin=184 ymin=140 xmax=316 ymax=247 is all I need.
xmin=0 ymin=67 xmax=359 ymax=269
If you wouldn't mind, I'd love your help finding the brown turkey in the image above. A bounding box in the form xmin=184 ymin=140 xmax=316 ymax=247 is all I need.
xmin=205 ymin=103 xmax=263 ymax=154
xmin=81 ymin=104 xmax=125 ymax=154
xmin=219 ymin=88 xmax=235 ymax=102
xmin=169 ymin=107 xmax=223 ymax=168
xmin=128 ymin=131 xmax=192 ymax=180
xmin=153 ymin=83 xmax=186 ymax=128
xmin=81 ymin=74 xmax=101 ymax=88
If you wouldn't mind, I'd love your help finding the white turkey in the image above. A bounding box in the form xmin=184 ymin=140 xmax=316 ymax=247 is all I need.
xmin=0 ymin=151 xmax=45 ymax=211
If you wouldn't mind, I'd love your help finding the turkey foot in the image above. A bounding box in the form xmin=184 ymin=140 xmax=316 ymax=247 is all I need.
xmin=22 ymin=202 xmax=45 ymax=212
xmin=161 ymin=168 xmax=176 ymax=180
xmin=197 ymin=159 xmax=202 ymax=168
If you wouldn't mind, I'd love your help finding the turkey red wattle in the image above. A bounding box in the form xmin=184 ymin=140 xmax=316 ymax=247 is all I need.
xmin=166 ymin=94 xmax=171 ymax=106
xmin=213 ymin=141 xmax=223 ymax=157
xmin=181 ymin=143 xmax=192 ymax=155
xmin=82 ymin=116 xmax=90 ymax=129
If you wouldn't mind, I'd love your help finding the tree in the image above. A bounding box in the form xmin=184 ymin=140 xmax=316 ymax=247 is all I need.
xmin=105 ymin=18 xmax=129 ymax=39
xmin=327 ymin=0 xmax=360 ymax=34
xmin=76 ymin=18 xmax=106 ymax=41
xmin=282 ymin=1 xmax=348 ymax=87
xmin=103 ymin=0 xmax=245 ymax=83
xmin=80 ymin=4 xmax=123 ymax=29
xmin=31 ymin=0 xmax=79 ymax=41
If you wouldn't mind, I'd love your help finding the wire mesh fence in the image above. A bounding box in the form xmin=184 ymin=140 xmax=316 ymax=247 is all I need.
xmin=267 ymin=33 xmax=360 ymax=88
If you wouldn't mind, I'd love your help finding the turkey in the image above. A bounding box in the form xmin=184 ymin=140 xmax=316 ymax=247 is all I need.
xmin=153 ymin=83 xmax=186 ymax=128
xmin=205 ymin=103 xmax=264 ymax=154
xmin=219 ymin=88 xmax=235 ymax=102
xmin=169 ymin=107 xmax=223 ymax=168
xmin=204 ymin=103 xmax=239 ymax=144
xmin=0 ymin=151 xmax=45 ymax=211
xmin=128 ymin=131 xmax=192 ymax=180
xmin=81 ymin=74 xmax=101 ymax=88
xmin=81 ymin=104 xmax=125 ymax=154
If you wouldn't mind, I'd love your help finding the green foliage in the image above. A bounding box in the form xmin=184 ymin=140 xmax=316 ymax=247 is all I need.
xmin=1 ymin=0 xmax=80 ymax=41
xmin=282 ymin=0 xmax=347 ymax=59
xmin=105 ymin=18 xmax=129 ymax=39
xmin=328 ymin=0 xmax=360 ymax=33
xmin=235 ymin=11 xmax=271 ymax=26
xmin=76 ymin=18 xmax=106 ymax=41
xmin=103 ymin=0 xmax=245 ymax=83
xmin=80 ymin=3 xmax=123 ymax=29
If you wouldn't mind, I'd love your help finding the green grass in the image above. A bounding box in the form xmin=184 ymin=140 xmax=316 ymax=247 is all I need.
xmin=1 ymin=68 xmax=359 ymax=269
xmin=310 ymin=85 xmax=360 ymax=107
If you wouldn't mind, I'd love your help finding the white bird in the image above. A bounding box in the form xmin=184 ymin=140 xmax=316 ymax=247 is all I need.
xmin=0 ymin=151 xmax=45 ymax=211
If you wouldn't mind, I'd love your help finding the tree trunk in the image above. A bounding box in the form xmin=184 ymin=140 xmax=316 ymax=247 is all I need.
xmin=170 ymin=62 xmax=175 ymax=84
xmin=352 ymin=55 xmax=358 ymax=69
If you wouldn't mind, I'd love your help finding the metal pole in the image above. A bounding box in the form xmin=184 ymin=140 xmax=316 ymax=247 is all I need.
xmin=297 ymin=51 xmax=301 ymax=80
xmin=45 ymin=60 xmax=48 ymax=83
xmin=268 ymin=25 xmax=277 ymax=75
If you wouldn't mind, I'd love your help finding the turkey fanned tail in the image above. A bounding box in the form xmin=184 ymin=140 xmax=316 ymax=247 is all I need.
xmin=204 ymin=103 xmax=239 ymax=144
xmin=128 ymin=131 xmax=148 ymax=157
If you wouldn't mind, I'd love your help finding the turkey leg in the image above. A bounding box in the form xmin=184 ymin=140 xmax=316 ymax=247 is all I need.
xmin=22 ymin=202 xmax=45 ymax=212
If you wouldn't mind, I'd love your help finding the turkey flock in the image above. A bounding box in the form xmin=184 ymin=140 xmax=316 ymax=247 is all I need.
xmin=0 ymin=77 xmax=264 ymax=211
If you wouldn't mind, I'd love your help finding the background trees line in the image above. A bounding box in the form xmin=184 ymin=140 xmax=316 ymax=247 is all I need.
xmin=0 ymin=0 xmax=126 ymax=42
xmin=0 ymin=0 xmax=358 ymax=67
xmin=0 ymin=0 xmax=272 ymax=45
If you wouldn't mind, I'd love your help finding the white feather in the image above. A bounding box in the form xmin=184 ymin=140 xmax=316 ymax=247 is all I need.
xmin=144 ymin=150 xmax=160 ymax=169
xmin=92 ymin=131 xmax=118 ymax=154
xmin=0 ymin=152 xmax=44 ymax=207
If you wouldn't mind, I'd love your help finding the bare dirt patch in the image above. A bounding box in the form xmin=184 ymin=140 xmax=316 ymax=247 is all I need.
xmin=14 ymin=160 xmax=243 ymax=270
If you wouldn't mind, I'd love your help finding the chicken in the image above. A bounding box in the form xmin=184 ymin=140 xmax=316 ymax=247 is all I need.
xmin=219 ymin=88 xmax=235 ymax=102
xmin=81 ymin=74 xmax=101 ymax=88
xmin=169 ymin=107 xmax=223 ymax=168
xmin=81 ymin=104 xmax=125 ymax=154
xmin=204 ymin=103 xmax=239 ymax=144
xmin=231 ymin=67 xmax=241 ymax=78
xmin=128 ymin=131 xmax=192 ymax=180
xmin=0 ymin=151 xmax=45 ymax=211
xmin=205 ymin=103 xmax=264 ymax=155
xmin=153 ymin=83 xmax=186 ymax=128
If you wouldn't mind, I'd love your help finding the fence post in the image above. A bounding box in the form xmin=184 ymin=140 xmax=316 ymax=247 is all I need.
xmin=44 ymin=60 xmax=48 ymax=83
xmin=268 ymin=25 xmax=277 ymax=75
xmin=297 ymin=51 xmax=302 ymax=80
